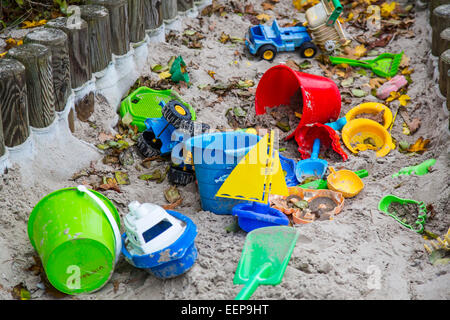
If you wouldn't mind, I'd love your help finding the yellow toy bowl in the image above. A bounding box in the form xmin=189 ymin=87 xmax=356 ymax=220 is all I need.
xmin=327 ymin=167 xmax=364 ymax=198
xmin=342 ymin=119 xmax=395 ymax=158
xmin=345 ymin=102 xmax=393 ymax=129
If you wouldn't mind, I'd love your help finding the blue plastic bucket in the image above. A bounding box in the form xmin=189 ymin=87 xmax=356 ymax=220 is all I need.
xmin=232 ymin=202 xmax=289 ymax=232
xmin=185 ymin=132 xmax=261 ymax=215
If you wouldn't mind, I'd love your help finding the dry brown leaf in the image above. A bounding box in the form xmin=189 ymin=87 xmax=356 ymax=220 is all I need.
xmin=262 ymin=2 xmax=274 ymax=10
xmin=162 ymin=198 xmax=183 ymax=210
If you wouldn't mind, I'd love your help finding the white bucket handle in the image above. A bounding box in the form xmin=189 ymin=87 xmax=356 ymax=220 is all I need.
xmin=77 ymin=185 xmax=122 ymax=264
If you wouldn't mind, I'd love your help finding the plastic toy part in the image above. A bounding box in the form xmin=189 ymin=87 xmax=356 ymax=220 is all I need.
xmin=121 ymin=204 xmax=198 ymax=279
xmin=119 ymin=87 xmax=196 ymax=132
xmin=327 ymin=167 xmax=364 ymax=198
xmin=234 ymin=226 xmax=299 ymax=300
xmin=342 ymin=119 xmax=395 ymax=158
xmin=168 ymin=165 xmax=195 ymax=186
xmin=270 ymin=187 xmax=344 ymax=224
xmin=291 ymin=123 xmax=348 ymax=161
xmin=215 ymin=131 xmax=289 ymax=204
xmin=279 ymin=154 xmax=300 ymax=187
xmin=299 ymin=169 xmax=368 ymax=189
xmin=255 ymin=65 xmax=341 ymax=127
xmin=137 ymin=100 xmax=193 ymax=157
xmin=184 ymin=131 xmax=262 ymax=215
xmin=345 ymin=102 xmax=393 ymax=130
xmin=329 ymin=52 xmax=403 ymax=78
xmin=378 ymin=195 xmax=427 ymax=233
xmin=392 ymin=159 xmax=436 ymax=178
xmin=325 ymin=116 xmax=347 ymax=131
xmin=232 ymin=202 xmax=289 ymax=233
xmin=295 ymin=139 xmax=328 ymax=181
xmin=170 ymin=56 xmax=190 ymax=83
xmin=27 ymin=187 xmax=121 ymax=295
xmin=245 ymin=20 xmax=317 ymax=61
xmin=376 ymin=75 xmax=408 ymax=100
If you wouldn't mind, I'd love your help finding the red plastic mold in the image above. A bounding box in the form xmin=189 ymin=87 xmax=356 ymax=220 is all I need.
xmin=293 ymin=123 xmax=348 ymax=161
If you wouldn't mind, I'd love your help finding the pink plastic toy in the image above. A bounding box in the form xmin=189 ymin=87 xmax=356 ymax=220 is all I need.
xmin=376 ymin=75 xmax=408 ymax=100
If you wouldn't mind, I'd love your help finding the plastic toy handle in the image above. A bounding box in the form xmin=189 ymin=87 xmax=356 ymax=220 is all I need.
xmin=235 ymin=262 xmax=272 ymax=300
xmin=355 ymin=169 xmax=369 ymax=178
xmin=329 ymin=56 xmax=371 ymax=68
xmin=329 ymin=166 xmax=337 ymax=176
xmin=77 ymin=185 xmax=122 ymax=264
xmin=326 ymin=117 xmax=347 ymax=131
xmin=310 ymin=139 xmax=321 ymax=160
xmin=299 ymin=179 xmax=328 ymax=189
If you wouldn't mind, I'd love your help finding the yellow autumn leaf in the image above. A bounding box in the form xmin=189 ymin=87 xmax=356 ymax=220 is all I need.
xmin=353 ymin=44 xmax=367 ymax=58
xmin=159 ymin=71 xmax=172 ymax=80
xmin=401 ymin=67 xmax=414 ymax=75
xmin=0 ymin=52 xmax=7 ymax=58
xmin=380 ymin=2 xmax=396 ymax=18
xmin=386 ymin=91 xmax=400 ymax=103
xmin=398 ymin=94 xmax=411 ymax=106
xmin=256 ymin=13 xmax=271 ymax=22
xmin=207 ymin=70 xmax=216 ymax=79
xmin=402 ymin=123 xmax=410 ymax=135
xmin=21 ymin=19 xmax=47 ymax=29
xmin=345 ymin=12 xmax=354 ymax=22
xmin=293 ymin=0 xmax=319 ymax=11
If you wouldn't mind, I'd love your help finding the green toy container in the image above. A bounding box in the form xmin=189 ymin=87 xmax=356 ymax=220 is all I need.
xmin=27 ymin=187 xmax=122 ymax=295
xmin=119 ymin=87 xmax=196 ymax=132
xmin=378 ymin=194 xmax=427 ymax=233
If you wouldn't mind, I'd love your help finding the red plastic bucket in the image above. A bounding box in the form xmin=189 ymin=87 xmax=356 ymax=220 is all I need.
xmin=255 ymin=64 xmax=341 ymax=137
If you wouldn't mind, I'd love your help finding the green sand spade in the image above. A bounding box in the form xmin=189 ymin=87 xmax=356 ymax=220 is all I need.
xmin=392 ymin=159 xmax=436 ymax=177
xmin=329 ymin=52 xmax=403 ymax=78
xmin=234 ymin=226 xmax=299 ymax=300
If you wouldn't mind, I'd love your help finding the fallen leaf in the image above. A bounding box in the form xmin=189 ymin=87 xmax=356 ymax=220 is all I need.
xmin=98 ymin=177 xmax=121 ymax=193
xmin=115 ymin=171 xmax=130 ymax=185
xmin=207 ymin=70 xmax=216 ymax=80
xmin=164 ymin=186 xmax=181 ymax=204
xmin=219 ymin=32 xmax=231 ymax=44
xmin=369 ymin=77 xmax=386 ymax=89
xmin=262 ymin=2 xmax=274 ymax=10
xmin=159 ymin=71 xmax=172 ymax=80
xmin=352 ymin=89 xmax=368 ymax=97
xmin=162 ymin=198 xmax=183 ymax=210
xmin=256 ymin=13 xmax=271 ymax=22
xmin=21 ymin=19 xmax=47 ymax=29
xmin=11 ymin=283 xmax=31 ymax=300
xmin=407 ymin=137 xmax=430 ymax=154
xmin=398 ymin=94 xmax=411 ymax=106
xmin=381 ymin=2 xmax=396 ymax=18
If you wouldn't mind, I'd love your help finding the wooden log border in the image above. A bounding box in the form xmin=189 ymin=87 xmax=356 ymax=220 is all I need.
xmin=0 ymin=0 xmax=204 ymax=166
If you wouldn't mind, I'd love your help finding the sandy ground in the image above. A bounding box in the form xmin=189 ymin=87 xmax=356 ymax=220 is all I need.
xmin=0 ymin=0 xmax=449 ymax=300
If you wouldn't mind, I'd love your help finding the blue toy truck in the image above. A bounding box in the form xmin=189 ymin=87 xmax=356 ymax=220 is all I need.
xmin=245 ymin=20 xmax=318 ymax=61
xmin=137 ymin=99 xmax=209 ymax=186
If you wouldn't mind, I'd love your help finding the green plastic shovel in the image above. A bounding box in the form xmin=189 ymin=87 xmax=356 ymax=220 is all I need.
xmin=392 ymin=159 xmax=436 ymax=177
xmin=234 ymin=226 xmax=299 ymax=300
xmin=329 ymin=52 xmax=403 ymax=78
xmin=299 ymin=169 xmax=369 ymax=189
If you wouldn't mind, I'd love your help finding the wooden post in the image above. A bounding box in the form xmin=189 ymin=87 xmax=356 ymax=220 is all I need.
xmin=128 ymin=0 xmax=146 ymax=43
xmin=0 ymin=59 xmax=30 ymax=147
xmin=144 ymin=0 xmax=163 ymax=31
xmin=0 ymin=108 xmax=4 ymax=158
xmin=80 ymin=5 xmax=113 ymax=73
xmin=7 ymin=44 xmax=56 ymax=129
xmin=430 ymin=0 xmax=449 ymax=24
xmin=432 ymin=4 xmax=450 ymax=56
xmin=24 ymin=28 xmax=72 ymax=112
xmin=439 ymin=49 xmax=450 ymax=96
xmin=439 ymin=27 xmax=450 ymax=57
xmin=46 ymin=17 xmax=92 ymax=89
xmin=177 ymin=0 xmax=193 ymax=13
xmin=162 ymin=0 xmax=178 ymax=21
xmin=447 ymin=69 xmax=450 ymax=113
xmin=87 ymin=0 xmax=130 ymax=56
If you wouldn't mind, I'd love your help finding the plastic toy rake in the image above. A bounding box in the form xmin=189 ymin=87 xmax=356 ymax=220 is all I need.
xmin=329 ymin=52 xmax=403 ymax=78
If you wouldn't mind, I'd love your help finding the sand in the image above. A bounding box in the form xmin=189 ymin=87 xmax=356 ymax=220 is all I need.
xmin=0 ymin=0 xmax=449 ymax=300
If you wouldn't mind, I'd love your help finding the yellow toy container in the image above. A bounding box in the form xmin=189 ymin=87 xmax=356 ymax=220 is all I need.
xmin=342 ymin=119 xmax=395 ymax=157
xmin=345 ymin=102 xmax=393 ymax=130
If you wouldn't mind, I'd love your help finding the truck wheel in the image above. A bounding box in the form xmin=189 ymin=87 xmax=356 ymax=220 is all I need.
xmin=299 ymin=42 xmax=318 ymax=59
xmin=258 ymin=44 xmax=277 ymax=62
xmin=162 ymin=100 xmax=192 ymax=129
xmin=168 ymin=165 xmax=195 ymax=186
xmin=137 ymin=131 xmax=162 ymax=158
xmin=179 ymin=121 xmax=211 ymax=136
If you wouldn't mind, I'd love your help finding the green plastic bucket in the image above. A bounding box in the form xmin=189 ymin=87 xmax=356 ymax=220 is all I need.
xmin=27 ymin=186 xmax=122 ymax=295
